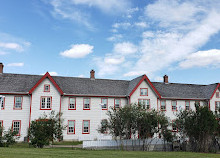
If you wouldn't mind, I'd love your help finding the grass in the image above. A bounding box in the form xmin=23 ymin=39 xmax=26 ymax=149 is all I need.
xmin=0 ymin=147 xmax=219 ymax=158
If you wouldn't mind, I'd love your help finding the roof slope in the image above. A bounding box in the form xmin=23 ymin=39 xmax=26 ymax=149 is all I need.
xmin=152 ymin=82 xmax=218 ymax=99
xmin=0 ymin=73 xmax=218 ymax=99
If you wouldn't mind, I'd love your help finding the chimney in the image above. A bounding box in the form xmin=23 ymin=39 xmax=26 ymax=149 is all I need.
xmin=0 ymin=63 xmax=3 ymax=74
xmin=90 ymin=69 xmax=95 ymax=80
xmin=163 ymin=75 xmax=168 ymax=83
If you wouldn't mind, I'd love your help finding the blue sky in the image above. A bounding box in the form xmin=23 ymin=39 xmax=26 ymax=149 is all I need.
xmin=0 ymin=0 xmax=220 ymax=84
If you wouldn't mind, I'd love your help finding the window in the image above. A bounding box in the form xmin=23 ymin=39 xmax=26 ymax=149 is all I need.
xmin=216 ymin=92 xmax=219 ymax=98
xmin=0 ymin=96 xmax=5 ymax=109
xmin=40 ymin=96 xmax=52 ymax=110
xmin=114 ymin=99 xmax=120 ymax=109
xmin=14 ymin=96 xmax=22 ymax=110
xmin=140 ymin=88 xmax=148 ymax=96
xmin=82 ymin=120 xmax=90 ymax=134
xmin=0 ymin=120 xmax=3 ymax=136
xmin=101 ymin=119 xmax=108 ymax=134
xmin=195 ymin=101 xmax=200 ymax=106
xmin=67 ymin=120 xmax=75 ymax=134
xmin=69 ymin=97 xmax=76 ymax=110
xmin=185 ymin=101 xmax=190 ymax=111
xmin=83 ymin=98 xmax=90 ymax=110
xmin=44 ymin=84 xmax=50 ymax=92
xmin=138 ymin=99 xmax=150 ymax=110
xmin=161 ymin=100 xmax=166 ymax=111
xmin=101 ymin=98 xmax=108 ymax=110
xmin=171 ymin=101 xmax=177 ymax=111
xmin=215 ymin=102 xmax=220 ymax=111
xmin=12 ymin=120 xmax=21 ymax=136
xmin=172 ymin=120 xmax=178 ymax=132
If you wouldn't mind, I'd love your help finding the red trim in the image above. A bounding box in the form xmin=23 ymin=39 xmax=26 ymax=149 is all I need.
xmin=140 ymin=88 xmax=148 ymax=96
xmin=138 ymin=99 xmax=150 ymax=110
xmin=83 ymin=98 xmax=91 ymax=110
xmin=160 ymin=100 xmax=166 ymax=111
xmin=67 ymin=120 xmax=75 ymax=134
xmin=210 ymin=83 xmax=220 ymax=99
xmin=12 ymin=120 xmax=21 ymax=136
xmin=101 ymin=98 xmax=108 ymax=110
xmin=44 ymin=84 xmax=50 ymax=92
xmin=171 ymin=100 xmax=177 ymax=111
xmin=114 ymin=98 xmax=121 ymax=109
xmin=82 ymin=120 xmax=90 ymax=134
xmin=1 ymin=97 xmax=5 ymax=110
xmin=129 ymin=75 xmax=161 ymax=98
xmin=0 ymin=120 xmax=3 ymax=127
xmin=216 ymin=92 xmax=219 ymax=98
xmin=215 ymin=101 xmax=220 ymax=111
xmin=185 ymin=101 xmax=190 ymax=111
xmin=13 ymin=96 xmax=23 ymax=110
xmin=40 ymin=96 xmax=52 ymax=110
xmin=29 ymin=72 xmax=63 ymax=95
xmin=0 ymin=93 xmax=28 ymax=95
xmin=68 ymin=97 xmax=76 ymax=110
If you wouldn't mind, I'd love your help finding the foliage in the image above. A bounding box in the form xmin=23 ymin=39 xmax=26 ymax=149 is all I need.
xmin=28 ymin=111 xmax=65 ymax=148
xmin=0 ymin=127 xmax=19 ymax=147
xmin=176 ymin=103 xmax=219 ymax=152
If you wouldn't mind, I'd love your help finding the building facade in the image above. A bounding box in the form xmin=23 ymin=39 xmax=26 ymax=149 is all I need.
xmin=0 ymin=63 xmax=219 ymax=141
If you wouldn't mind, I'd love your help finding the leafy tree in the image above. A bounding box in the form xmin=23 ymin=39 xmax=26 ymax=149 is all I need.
xmin=28 ymin=111 xmax=65 ymax=148
xmin=176 ymin=103 xmax=219 ymax=152
xmin=0 ymin=127 xmax=19 ymax=147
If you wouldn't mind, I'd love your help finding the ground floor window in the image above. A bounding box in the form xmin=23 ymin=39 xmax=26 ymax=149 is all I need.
xmin=67 ymin=120 xmax=75 ymax=134
xmin=12 ymin=120 xmax=21 ymax=136
xmin=172 ymin=120 xmax=178 ymax=132
xmin=82 ymin=120 xmax=90 ymax=134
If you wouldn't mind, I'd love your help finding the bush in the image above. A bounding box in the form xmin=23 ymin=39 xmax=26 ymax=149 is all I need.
xmin=0 ymin=127 xmax=19 ymax=147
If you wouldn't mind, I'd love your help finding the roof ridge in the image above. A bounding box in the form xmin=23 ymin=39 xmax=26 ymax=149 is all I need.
xmin=151 ymin=81 xmax=216 ymax=86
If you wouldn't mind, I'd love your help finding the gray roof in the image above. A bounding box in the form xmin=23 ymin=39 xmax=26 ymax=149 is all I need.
xmin=0 ymin=73 xmax=218 ymax=99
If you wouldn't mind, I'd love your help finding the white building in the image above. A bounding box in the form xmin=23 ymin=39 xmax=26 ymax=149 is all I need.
xmin=0 ymin=63 xmax=219 ymax=141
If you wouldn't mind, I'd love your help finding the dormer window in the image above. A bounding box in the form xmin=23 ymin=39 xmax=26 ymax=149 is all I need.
xmin=140 ymin=88 xmax=148 ymax=96
xmin=44 ymin=84 xmax=50 ymax=92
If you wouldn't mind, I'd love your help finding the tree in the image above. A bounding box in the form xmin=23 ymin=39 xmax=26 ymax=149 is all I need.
xmin=0 ymin=127 xmax=19 ymax=147
xmin=28 ymin=111 xmax=65 ymax=148
xmin=176 ymin=103 xmax=219 ymax=152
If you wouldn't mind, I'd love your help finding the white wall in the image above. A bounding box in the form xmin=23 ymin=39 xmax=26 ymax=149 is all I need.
xmin=0 ymin=94 xmax=30 ymax=141
xmin=210 ymin=88 xmax=220 ymax=111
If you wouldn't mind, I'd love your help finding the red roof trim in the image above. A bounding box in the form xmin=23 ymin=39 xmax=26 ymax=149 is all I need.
xmin=210 ymin=83 xmax=220 ymax=99
xmin=129 ymin=75 xmax=161 ymax=98
xmin=29 ymin=72 xmax=63 ymax=95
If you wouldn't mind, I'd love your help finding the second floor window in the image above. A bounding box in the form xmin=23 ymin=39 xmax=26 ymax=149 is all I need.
xmin=69 ymin=98 xmax=76 ymax=110
xmin=140 ymin=88 xmax=148 ymax=96
xmin=14 ymin=96 xmax=22 ymax=109
xmin=0 ymin=96 xmax=4 ymax=109
xmin=185 ymin=101 xmax=190 ymax=110
xmin=161 ymin=100 xmax=166 ymax=111
xmin=83 ymin=98 xmax=90 ymax=110
xmin=101 ymin=98 xmax=108 ymax=110
xmin=41 ymin=97 xmax=52 ymax=110
xmin=215 ymin=102 xmax=220 ymax=111
xmin=114 ymin=99 xmax=120 ymax=109
xmin=138 ymin=99 xmax=150 ymax=110
xmin=44 ymin=85 xmax=50 ymax=92
xmin=171 ymin=101 xmax=177 ymax=111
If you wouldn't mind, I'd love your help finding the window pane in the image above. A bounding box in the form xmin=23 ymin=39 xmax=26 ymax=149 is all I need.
xmin=0 ymin=97 xmax=3 ymax=108
xmin=13 ymin=121 xmax=20 ymax=133
xmin=15 ymin=97 xmax=22 ymax=108
xmin=84 ymin=121 xmax=89 ymax=127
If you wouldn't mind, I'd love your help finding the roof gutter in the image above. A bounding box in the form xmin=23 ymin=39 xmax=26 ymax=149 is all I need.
xmin=0 ymin=92 xmax=29 ymax=95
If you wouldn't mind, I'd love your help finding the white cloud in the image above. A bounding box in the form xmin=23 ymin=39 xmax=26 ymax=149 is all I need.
xmin=142 ymin=31 xmax=155 ymax=38
xmin=112 ymin=22 xmax=131 ymax=29
xmin=179 ymin=49 xmax=220 ymax=69
xmin=0 ymin=51 xmax=8 ymax=55
xmin=7 ymin=63 xmax=24 ymax=67
xmin=104 ymin=56 xmax=125 ymax=65
xmin=126 ymin=7 xmax=139 ymax=18
xmin=106 ymin=34 xmax=123 ymax=41
xmin=134 ymin=22 xmax=148 ymax=28
xmin=49 ymin=72 xmax=58 ymax=76
xmin=113 ymin=42 xmax=138 ymax=55
xmin=60 ymin=44 xmax=94 ymax=58
xmin=78 ymin=74 xmax=85 ymax=78
xmin=0 ymin=42 xmax=24 ymax=52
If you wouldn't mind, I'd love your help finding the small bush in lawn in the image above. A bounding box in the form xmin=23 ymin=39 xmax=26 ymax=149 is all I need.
xmin=0 ymin=127 xmax=19 ymax=147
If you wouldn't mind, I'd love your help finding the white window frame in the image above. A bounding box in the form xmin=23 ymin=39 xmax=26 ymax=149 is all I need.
xmin=171 ymin=101 xmax=177 ymax=111
xmin=101 ymin=98 xmax=108 ymax=110
xmin=0 ymin=96 xmax=4 ymax=109
xmin=41 ymin=96 xmax=52 ymax=110
xmin=83 ymin=98 xmax=90 ymax=110
xmin=68 ymin=120 xmax=75 ymax=134
xmin=14 ymin=96 xmax=22 ymax=109
xmin=161 ymin=100 xmax=166 ymax=111
xmin=69 ymin=97 xmax=76 ymax=110
xmin=138 ymin=99 xmax=150 ymax=110
xmin=82 ymin=120 xmax=90 ymax=134
xmin=114 ymin=99 xmax=120 ymax=109
xmin=12 ymin=120 xmax=21 ymax=136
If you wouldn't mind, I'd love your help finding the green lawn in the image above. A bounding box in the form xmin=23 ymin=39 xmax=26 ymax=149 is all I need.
xmin=0 ymin=148 xmax=219 ymax=158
